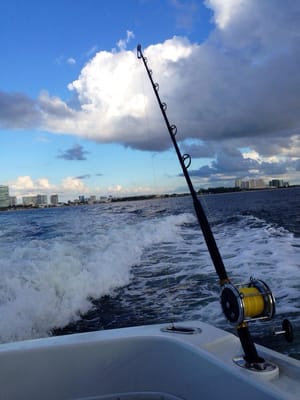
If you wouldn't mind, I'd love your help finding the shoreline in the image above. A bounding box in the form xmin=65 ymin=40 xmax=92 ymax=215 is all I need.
xmin=1 ymin=185 xmax=299 ymax=213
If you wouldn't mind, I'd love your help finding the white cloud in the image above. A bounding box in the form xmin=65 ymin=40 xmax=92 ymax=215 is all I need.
xmin=60 ymin=177 xmax=90 ymax=194
xmin=39 ymin=19 xmax=300 ymax=164
xmin=10 ymin=176 xmax=55 ymax=197
xmin=9 ymin=176 xmax=90 ymax=202
xmin=8 ymin=175 xmax=158 ymax=202
xmin=67 ymin=57 xmax=76 ymax=65
xmin=4 ymin=4 xmax=300 ymax=154
xmin=40 ymin=36 xmax=198 ymax=150
xmin=205 ymin=0 xmax=247 ymax=29
xmin=36 ymin=178 xmax=55 ymax=190
xmin=37 ymin=2 xmax=300 ymax=156
xmin=116 ymin=30 xmax=135 ymax=51
xmin=108 ymin=184 xmax=123 ymax=193
xmin=242 ymin=150 xmax=260 ymax=161
xmin=12 ymin=176 xmax=35 ymax=191
xmin=3 ymin=2 xmax=300 ymax=185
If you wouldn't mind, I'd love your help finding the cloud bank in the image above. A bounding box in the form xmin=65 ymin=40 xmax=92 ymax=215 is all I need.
xmin=1 ymin=0 xmax=300 ymax=183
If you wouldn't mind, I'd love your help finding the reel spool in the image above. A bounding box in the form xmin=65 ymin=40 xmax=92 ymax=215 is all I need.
xmin=220 ymin=279 xmax=275 ymax=325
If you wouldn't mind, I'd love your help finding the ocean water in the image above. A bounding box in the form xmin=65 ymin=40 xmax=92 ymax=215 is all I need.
xmin=0 ymin=188 xmax=299 ymax=360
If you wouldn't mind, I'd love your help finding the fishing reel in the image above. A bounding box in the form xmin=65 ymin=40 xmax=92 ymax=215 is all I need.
xmin=220 ymin=278 xmax=275 ymax=325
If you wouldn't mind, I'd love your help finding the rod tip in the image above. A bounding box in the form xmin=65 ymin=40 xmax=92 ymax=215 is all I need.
xmin=137 ymin=44 xmax=142 ymax=58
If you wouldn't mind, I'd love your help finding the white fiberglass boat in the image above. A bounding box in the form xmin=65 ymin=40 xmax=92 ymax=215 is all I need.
xmin=0 ymin=319 xmax=299 ymax=399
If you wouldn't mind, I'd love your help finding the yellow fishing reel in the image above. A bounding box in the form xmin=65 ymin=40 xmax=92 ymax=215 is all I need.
xmin=220 ymin=278 xmax=275 ymax=325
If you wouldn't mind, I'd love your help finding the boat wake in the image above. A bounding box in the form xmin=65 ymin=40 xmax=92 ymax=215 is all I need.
xmin=0 ymin=202 xmax=299 ymax=359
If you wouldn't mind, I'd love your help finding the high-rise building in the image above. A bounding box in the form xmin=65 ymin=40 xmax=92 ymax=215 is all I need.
xmin=23 ymin=196 xmax=37 ymax=206
xmin=235 ymin=179 xmax=266 ymax=189
xmin=50 ymin=194 xmax=59 ymax=206
xmin=269 ymin=179 xmax=289 ymax=188
xmin=88 ymin=195 xmax=96 ymax=204
xmin=9 ymin=196 xmax=17 ymax=207
xmin=235 ymin=179 xmax=242 ymax=188
xmin=79 ymin=195 xmax=86 ymax=203
xmin=0 ymin=185 xmax=9 ymax=208
xmin=36 ymin=194 xmax=48 ymax=206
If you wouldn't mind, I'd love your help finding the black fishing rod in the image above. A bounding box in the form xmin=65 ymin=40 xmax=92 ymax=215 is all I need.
xmin=136 ymin=44 xmax=288 ymax=369
xmin=137 ymin=45 xmax=228 ymax=284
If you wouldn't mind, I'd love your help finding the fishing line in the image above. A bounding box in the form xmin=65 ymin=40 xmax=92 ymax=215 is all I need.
xmin=136 ymin=44 xmax=293 ymax=368
xmin=137 ymin=44 xmax=228 ymax=283
xmin=141 ymin=62 xmax=185 ymax=319
xmin=133 ymin=67 xmax=178 ymax=321
xmin=139 ymin=63 xmax=160 ymax=196
xmin=197 ymin=191 xmax=221 ymax=246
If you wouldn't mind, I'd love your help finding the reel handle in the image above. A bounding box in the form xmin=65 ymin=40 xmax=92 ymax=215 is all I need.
xmin=273 ymin=319 xmax=294 ymax=343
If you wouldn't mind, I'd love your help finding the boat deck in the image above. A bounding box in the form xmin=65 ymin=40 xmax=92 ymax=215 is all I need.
xmin=0 ymin=321 xmax=299 ymax=399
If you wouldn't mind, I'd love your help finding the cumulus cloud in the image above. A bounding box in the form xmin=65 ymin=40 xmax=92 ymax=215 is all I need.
xmin=39 ymin=91 xmax=75 ymax=119
xmin=60 ymin=176 xmax=89 ymax=193
xmin=39 ymin=1 xmax=300 ymax=157
xmin=10 ymin=176 xmax=55 ymax=196
xmin=9 ymin=175 xmax=94 ymax=201
xmin=205 ymin=0 xmax=247 ymax=30
xmin=0 ymin=91 xmax=40 ymax=129
xmin=40 ymin=36 xmax=198 ymax=150
xmin=2 ymin=1 xmax=300 ymax=184
xmin=180 ymin=140 xmax=217 ymax=158
xmin=11 ymin=176 xmax=36 ymax=191
xmin=187 ymin=146 xmax=297 ymax=182
xmin=9 ymin=174 xmax=155 ymax=202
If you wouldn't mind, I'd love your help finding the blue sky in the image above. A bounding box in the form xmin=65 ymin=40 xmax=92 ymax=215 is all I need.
xmin=1 ymin=0 xmax=300 ymax=202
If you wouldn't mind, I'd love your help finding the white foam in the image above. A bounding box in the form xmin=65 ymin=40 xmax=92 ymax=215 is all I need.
xmin=0 ymin=208 xmax=299 ymax=343
xmin=186 ymin=214 xmax=300 ymax=324
xmin=0 ymin=211 xmax=192 ymax=343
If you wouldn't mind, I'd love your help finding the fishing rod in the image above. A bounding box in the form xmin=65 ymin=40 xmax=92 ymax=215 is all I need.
xmin=136 ymin=44 xmax=293 ymax=369
xmin=137 ymin=45 xmax=228 ymax=284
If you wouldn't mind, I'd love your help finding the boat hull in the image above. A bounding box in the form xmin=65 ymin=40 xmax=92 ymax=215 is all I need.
xmin=0 ymin=321 xmax=298 ymax=399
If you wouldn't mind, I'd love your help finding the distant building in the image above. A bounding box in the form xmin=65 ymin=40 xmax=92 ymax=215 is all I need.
xmin=22 ymin=196 xmax=37 ymax=206
xmin=235 ymin=179 xmax=242 ymax=188
xmin=9 ymin=196 xmax=17 ymax=207
xmin=50 ymin=194 xmax=59 ymax=206
xmin=36 ymin=194 xmax=48 ymax=207
xmin=235 ymin=179 xmax=266 ymax=189
xmin=0 ymin=185 xmax=9 ymax=208
xmin=78 ymin=195 xmax=86 ymax=203
xmin=88 ymin=195 xmax=97 ymax=204
xmin=252 ymin=179 xmax=265 ymax=189
xmin=269 ymin=179 xmax=289 ymax=188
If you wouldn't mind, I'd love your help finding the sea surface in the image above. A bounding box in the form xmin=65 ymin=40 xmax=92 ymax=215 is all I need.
xmin=0 ymin=188 xmax=299 ymax=360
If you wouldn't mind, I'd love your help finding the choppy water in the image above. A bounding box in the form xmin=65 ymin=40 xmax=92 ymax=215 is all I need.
xmin=0 ymin=188 xmax=299 ymax=360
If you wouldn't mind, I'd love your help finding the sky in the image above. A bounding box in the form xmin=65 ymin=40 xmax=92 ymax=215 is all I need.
xmin=1 ymin=0 xmax=300 ymax=202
